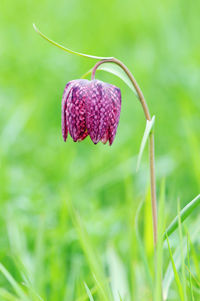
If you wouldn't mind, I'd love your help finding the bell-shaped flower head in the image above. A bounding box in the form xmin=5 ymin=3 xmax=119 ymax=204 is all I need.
xmin=62 ymin=79 xmax=121 ymax=145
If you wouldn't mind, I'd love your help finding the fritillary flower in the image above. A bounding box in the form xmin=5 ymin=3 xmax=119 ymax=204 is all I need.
xmin=34 ymin=24 xmax=158 ymax=247
xmin=62 ymin=79 xmax=121 ymax=145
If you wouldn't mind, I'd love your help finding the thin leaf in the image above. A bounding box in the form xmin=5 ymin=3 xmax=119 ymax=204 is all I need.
xmin=189 ymin=235 xmax=200 ymax=280
xmin=81 ymin=69 xmax=93 ymax=79
xmin=92 ymin=274 xmax=112 ymax=301
xmin=163 ymin=218 xmax=199 ymax=300
xmin=135 ymin=200 xmax=153 ymax=290
xmin=178 ymin=199 xmax=188 ymax=301
xmin=98 ymin=63 xmax=138 ymax=97
xmin=1 ymin=104 xmax=33 ymax=154
xmin=33 ymin=216 xmax=45 ymax=293
xmin=22 ymin=283 xmax=44 ymax=301
xmin=33 ymin=24 xmax=113 ymax=60
xmin=0 ymin=263 xmax=29 ymax=301
xmin=166 ymin=236 xmax=184 ymax=301
xmin=187 ymin=235 xmax=195 ymax=301
xmin=136 ymin=116 xmax=155 ymax=171
xmin=84 ymin=282 xmax=95 ymax=301
xmin=81 ymin=62 xmax=137 ymax=97
xmin=0 ymin=288 xmax=20 ymax=301
xmin=191 ymin=285 xmax=200 ymax=295
xmin=163 ymin=194 xmax=200 ymax=240
xmin=77 ymin=284 xmax=99 ymax=301
xmin=67 ymin=200 xmax=112 ymax=301
xmin=184 ymin=265 xmax=200 ymax=287
xmin=107 ymin=247 xmax=130 ymax=301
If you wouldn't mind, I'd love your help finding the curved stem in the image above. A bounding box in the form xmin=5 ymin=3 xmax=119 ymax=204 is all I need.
xmin=91 ymin=58 xmax=151 ymax=121
xmin=92 ymin=58 xmax=158 ymax=246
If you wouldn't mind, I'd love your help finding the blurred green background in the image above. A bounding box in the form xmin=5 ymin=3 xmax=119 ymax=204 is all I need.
xmin=0 ymin=0 xmax=200 ymax=300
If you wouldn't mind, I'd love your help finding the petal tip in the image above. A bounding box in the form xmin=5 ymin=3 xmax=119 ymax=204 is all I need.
xmin=62 ymin=133 xmax=67 ymax=142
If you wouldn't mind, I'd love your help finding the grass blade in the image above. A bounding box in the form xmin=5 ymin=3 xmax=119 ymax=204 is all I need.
xmin=189 ymin=237 xmax=200 ymax=280
xmin=135 ymin=200 xmax=153 ymax=290
xmin=33 ymin=24 xmax=113 ymax=60
xmin=22 ymin=283 xmax=44 ymax=301
xmin=177 ymin=199 xmax=187 ymax=301
xmin=187 ymin=235 xmax=195 ymax=301
xmin=107 ymin=247 xmax=130 ymax=301
xmin=166 ymin=236 xmax=184 ymax=301
xmin=163 ymin=194 xmax=200 ymax=240
xmin=0 ymin=263 xmax=29 ymax=301
xmin=67 ymin=201 xmax=112 ymax=301
xmin=0 ymin=288 xmax=20 ymax=301
xmin=163 ymin=218 xmax=199 ymax=300
xmin=77 ymin=283 xmax=99 ymax=301
xmin=1 ymin=104 xmax=33 ymax=154
xmin=84 ymin=282 xmax=95 ymax=301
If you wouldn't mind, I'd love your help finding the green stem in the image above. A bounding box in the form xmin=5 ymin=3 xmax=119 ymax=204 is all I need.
xmin=92 ymin=58 xmax=158 ymax=247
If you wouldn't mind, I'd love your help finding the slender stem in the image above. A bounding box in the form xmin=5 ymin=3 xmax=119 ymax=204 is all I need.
xmin=92 ymin=58 xmax=158 ymax=246
xmin=91 ymin=58 xmax=151 ymax=121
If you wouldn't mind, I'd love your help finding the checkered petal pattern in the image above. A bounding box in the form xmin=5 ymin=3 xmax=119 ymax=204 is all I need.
xmin=61 ymin=79 xmax=121 ymax=145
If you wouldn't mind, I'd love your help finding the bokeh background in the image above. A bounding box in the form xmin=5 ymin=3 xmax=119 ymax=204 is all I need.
xmin=0 ymin=0 xmax=200 ymax=300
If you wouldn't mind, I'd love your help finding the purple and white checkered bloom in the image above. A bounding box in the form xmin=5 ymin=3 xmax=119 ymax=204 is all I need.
xmin=62 ymin=79 xmax=121 ymax=145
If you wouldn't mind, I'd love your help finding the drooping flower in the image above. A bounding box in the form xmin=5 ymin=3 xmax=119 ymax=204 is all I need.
xmin=62 ymin=79 xmax=121 ymax=145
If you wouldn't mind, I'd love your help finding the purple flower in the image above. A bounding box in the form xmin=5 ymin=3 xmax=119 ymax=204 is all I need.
xmin=62 ymin=79 xmax=121 ymax=145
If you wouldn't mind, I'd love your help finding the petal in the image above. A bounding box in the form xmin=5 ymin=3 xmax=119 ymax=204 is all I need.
xmin=66 ymin=80 xmax=89 ymax=142
xmin=107 ymin=86 xmax=121 ymax=145
xmin=77 ymin=130 xmax=88 ymax=142
xmin=101 ymin=129 xmax=109 ymax=144
xmin=85 ymin=80 xmax=113 ymax=144
xmin=61 ymin=81 xmax=74 ymax=141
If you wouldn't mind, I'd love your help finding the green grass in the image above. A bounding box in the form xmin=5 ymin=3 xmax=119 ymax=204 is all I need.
xmin=0 ymin=0 xmax=200 ymax=300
